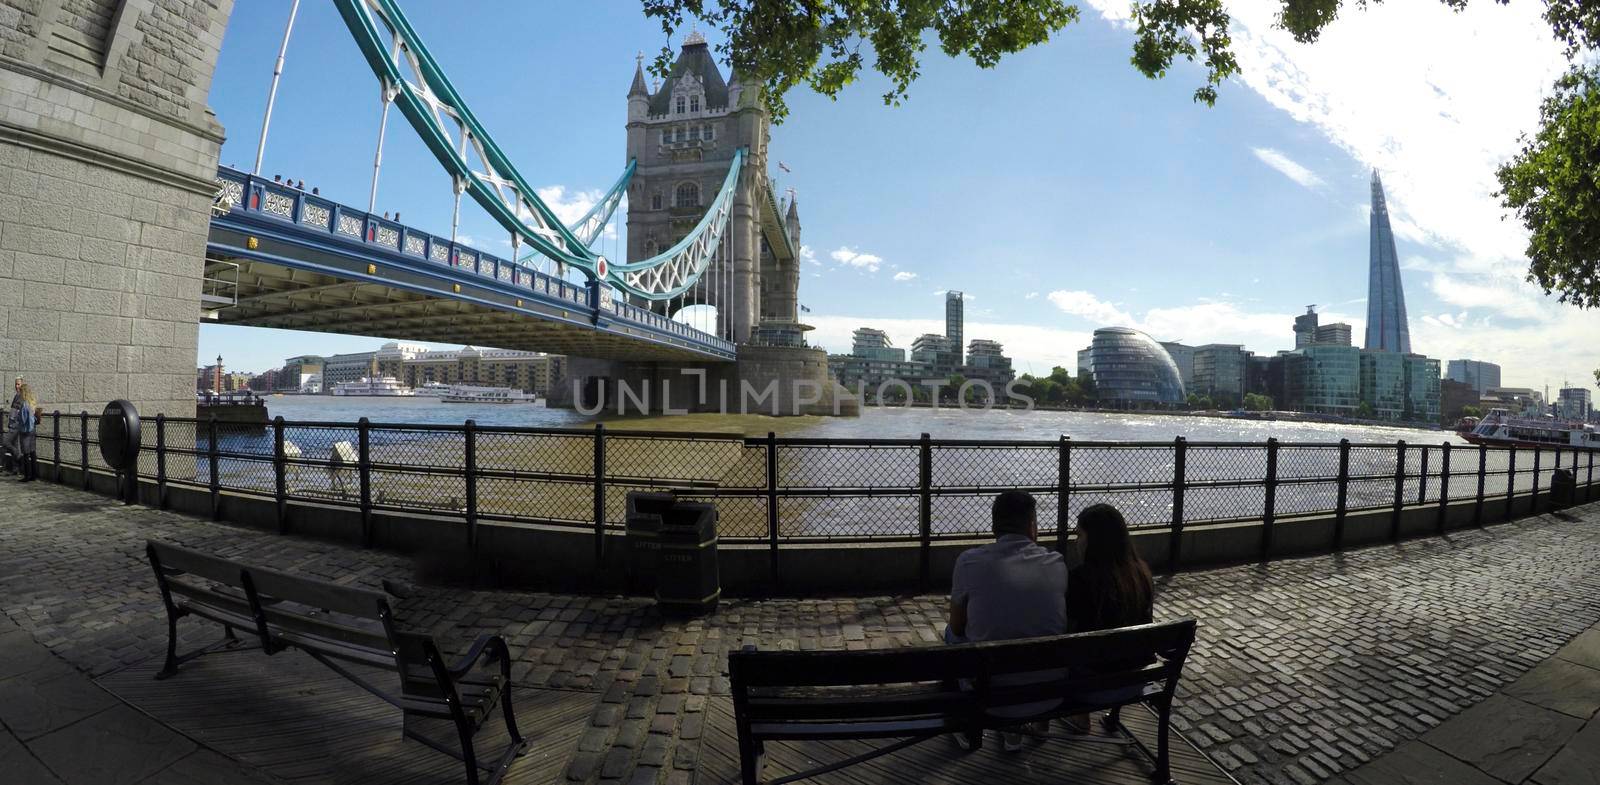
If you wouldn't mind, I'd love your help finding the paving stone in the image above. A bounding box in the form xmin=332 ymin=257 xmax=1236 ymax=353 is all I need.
xmin=1503 ymin=657 xmax=1600 ymax=720
xmin=0 ymin=730 xmax=65 ymax=784
xmin=0 ymin=667 xmax=118 ymax=740
xmin=4 ymin=469 xmax=1600 ymax=785
xmin=1425 ymin=695 xmax=1584 ymax=784
xmin=136 ymin=749 xmax=285 ymax=785
xmin=1555 ymin=629 xmax=1600 ymax=672
xmin=1342 ymin=740 xmax=1504 ymax=785
xmin=26 ymin=704 xmax=196 ymax=785
xmin=1529 ymin=717 xmax=1600 ymax=785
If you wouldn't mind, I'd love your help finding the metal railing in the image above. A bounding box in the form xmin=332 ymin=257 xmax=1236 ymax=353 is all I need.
xmin=11 ymin=412 xmax=1599 ymax=587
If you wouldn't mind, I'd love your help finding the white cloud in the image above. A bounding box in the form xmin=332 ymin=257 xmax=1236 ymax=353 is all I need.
xmin=893 ymin=271 xmax=918 ymax=281
xmin=1251 ymin=147 xmax=1324 ymax=188
xmin=800 ymin=245 xmax=819 ymax=265
xmin=1080 ymin=0 xmax=1600 ymax=389
xmin=1046 ymin=290 xmax=1134 ymax=326
xmin=1025 ymin=292 xmax=1039 ymax=300
xmin=830 ymin=246 xmax=883 ymax=272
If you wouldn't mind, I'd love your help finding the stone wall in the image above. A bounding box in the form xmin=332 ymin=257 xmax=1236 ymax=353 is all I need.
xmin=0 ymin=0 xmax=233 ymax=417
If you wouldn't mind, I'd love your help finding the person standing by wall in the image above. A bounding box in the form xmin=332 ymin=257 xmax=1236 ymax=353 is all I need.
xmin=2 ymin=377 xmax=20 ymax=475
xmin=14 ymin=382 xmax=38 ymax=482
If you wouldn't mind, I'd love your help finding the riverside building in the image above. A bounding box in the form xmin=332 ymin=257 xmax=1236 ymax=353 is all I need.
xmin=1445 ymin=360 xmax=1502 ymax=397
xmin=1087 ymin=327 xmax=1186 ymax=407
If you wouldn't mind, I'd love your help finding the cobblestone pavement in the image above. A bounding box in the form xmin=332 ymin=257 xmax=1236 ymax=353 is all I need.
xmin=3 ymin=479 xmax=1599 ymax=785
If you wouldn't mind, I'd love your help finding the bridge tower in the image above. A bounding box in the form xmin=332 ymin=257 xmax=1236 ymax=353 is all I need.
xmin=0 ymin=0 xmax=233 ymax=417
xmin=625 ymin=33 xmax=801 ymax=343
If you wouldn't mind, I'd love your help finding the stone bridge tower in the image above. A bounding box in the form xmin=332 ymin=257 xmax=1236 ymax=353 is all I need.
xmin=624 ymin=33 xmax=802 ymax=344
xmin=0 ymin=0 xmax=234 ymax=417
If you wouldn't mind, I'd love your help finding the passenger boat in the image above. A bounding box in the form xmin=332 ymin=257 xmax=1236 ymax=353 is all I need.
xmin=332 ymin=376 xmax=415 ymax=397
xmin=1461 ymin=408 xmax=1600 ymax=449
xmin=441 ymin=385 xmax=538 ymax=404
xmin=412 ymin=381 xmax=451 ymax=397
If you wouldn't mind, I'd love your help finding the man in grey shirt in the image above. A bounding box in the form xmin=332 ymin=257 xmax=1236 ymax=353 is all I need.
xmin=945 ymin=490 xmax=1067 ymax=750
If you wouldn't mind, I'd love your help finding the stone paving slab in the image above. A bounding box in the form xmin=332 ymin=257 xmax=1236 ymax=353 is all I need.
xmin=1422 ymin=694 xmax=1583 ymax=784
xmin=1503 ymin=657 xmax=1600 ymax=720
xmin=4 ymin=479 xmax=1600 ymax=784
xmin=1529 ymin=717 xmax=1600 ymax=785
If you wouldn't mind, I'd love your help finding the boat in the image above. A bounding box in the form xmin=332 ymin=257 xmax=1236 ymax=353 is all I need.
xmin=1454 ymin=415 xmax=1480 ymax=433
xmin=441 ymin=385 xmax=537 ymax=404
xmin=1461 ymin=408 xmax=1600 ymax=449
xmin=332 ymin=376 xmax=415 ymax=397
xmin=412 ymin=381 xmax=452 ymax=397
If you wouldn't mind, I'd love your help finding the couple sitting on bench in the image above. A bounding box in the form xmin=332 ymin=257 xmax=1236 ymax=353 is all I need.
xmin=945 ymin=490 xmax=1153 ymax=752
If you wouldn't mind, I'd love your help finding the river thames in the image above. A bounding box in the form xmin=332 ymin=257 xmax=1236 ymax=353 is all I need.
xmin=259 ymin=395 xmax=1464 ymax=444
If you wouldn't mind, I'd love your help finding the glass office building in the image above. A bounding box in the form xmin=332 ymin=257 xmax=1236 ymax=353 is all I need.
xmin=1360 ymin=350 xmax=1406 ymax=420
xmin=1365 ymin=171 xmax=1413 ymax=353
xmin=1089 ymin=327 xmax=1185 ymax=407
xmin=1404 ymin=355 xmax=1441 ymax=423
xmin=1286 ymin=345 xmax=1361 ymax=416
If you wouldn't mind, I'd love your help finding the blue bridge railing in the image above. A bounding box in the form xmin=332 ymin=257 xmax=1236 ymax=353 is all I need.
xmin=212 ymin=166 xmax=736 ymax=359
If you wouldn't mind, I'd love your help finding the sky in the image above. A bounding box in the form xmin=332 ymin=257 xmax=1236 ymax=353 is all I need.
xmin=200 ymin=0 xmax=1600 ymax=394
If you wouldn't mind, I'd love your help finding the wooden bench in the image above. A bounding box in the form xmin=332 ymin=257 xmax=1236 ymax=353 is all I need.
xmin=145 ymin=540 xmax=527 ymax=785
xmin=728 ymin=618 xmax=1198 ymax=785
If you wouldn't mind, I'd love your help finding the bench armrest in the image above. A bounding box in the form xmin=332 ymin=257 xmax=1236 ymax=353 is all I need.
xmin=447 ymin=633 xmax=512 ymax=681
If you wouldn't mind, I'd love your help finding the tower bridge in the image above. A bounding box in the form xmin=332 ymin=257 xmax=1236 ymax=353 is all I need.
xmin=0 ymin=0 xmax=846 ymax=416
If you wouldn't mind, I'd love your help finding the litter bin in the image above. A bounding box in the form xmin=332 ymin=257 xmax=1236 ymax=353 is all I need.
xmin=625 ymin=492 xmax=675 ymax=595
xmin=655 ymin=501 xmax=720 ymax=616
xmin=1551 ymin=468 xmax=1576 ymax=510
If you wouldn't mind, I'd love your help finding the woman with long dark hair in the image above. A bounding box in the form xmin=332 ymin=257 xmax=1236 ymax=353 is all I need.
xmin=1064 ymin=503 xmax=1154 ymax=731
xmin=1068 ymin=503 xmax=1154 ymax=634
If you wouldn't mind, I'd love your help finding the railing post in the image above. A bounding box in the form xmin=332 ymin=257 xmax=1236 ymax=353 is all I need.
xmin=51 ymin=411 xmax=60 ymax=483
xmin=919 ymin=433 xmax=933 ymax=592
xmin=79 ymin=411 xmax=89 ymax=490
xmin=466 ymin=420 xmax=479 ymax=553
xmin=1475 ymin=443 xmax=1487 ymax=526
xmin=592 ymin=423 xmax=606 ymax=567
xmin=1580 ymin=447 xmax=1593 ymax=505
xmin=358 ymin=417 xmax=372 ymax=546
xmin=1057 ymin=436 xmax=1071 ymax=556
xmin=1334 ymin=439 xmax=1350 ymax=548
xmin=273 ymin=416 xmax=287 ymax=533
xmin=1531 ymin=447 xmax=1542 ymax=514
xmin=1390 ymin=440 xmax=1406 ymax=541
xmin=1168 ymin=437 xmax=1187 ymax=574
xmin=1261 ymin=438 xmax=1278 ymax=560
xmin=155 ymin=414 xmax=167 ymax=510
xmin=1417 ymin=446 xmax=1429 ymax=505
xmin=207 ymin=414 xmax=220 ymax=519
xmin=1505 ymin=446 xmax=1517 ymax=522
xmin=765 ymin=432 xmax=780 ymax=592
xmin=1436 ymin=443 xmax=1451 ymax=534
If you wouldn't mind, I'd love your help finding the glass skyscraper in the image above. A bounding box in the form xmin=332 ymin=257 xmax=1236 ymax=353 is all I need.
xmin=1089 ymin=327 xmax=1185 ymax=407
xmin=1364 ymin=171 xmax=1412 ymax=353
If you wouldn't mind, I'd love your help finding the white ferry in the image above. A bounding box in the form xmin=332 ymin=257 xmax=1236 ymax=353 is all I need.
xmin=332 ymin=376 xmax=415 ymax=397
xmin=1462 ymin=408 xmax=1600 ymax=449
xmin=412 ymin=381 xmax=452 ymax=397
xmin=441 ymin=385 xmax=537 ymax=404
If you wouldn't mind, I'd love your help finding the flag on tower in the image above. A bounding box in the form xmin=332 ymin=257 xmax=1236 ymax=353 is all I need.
xmin=800 ymin=304 xmax=811 ymax=313
xmin=778 ymin=161 xmax=791 ymax=173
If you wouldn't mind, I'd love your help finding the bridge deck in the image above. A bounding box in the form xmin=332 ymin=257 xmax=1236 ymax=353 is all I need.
xmin=209 ymin=167 xmax=736 ymax=362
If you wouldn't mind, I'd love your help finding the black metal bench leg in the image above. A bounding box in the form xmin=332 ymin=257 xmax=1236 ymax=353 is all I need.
xmin=1154 ymin=699 xmax=1173 ymax=785
xmin=156 ymin=611 xmax=181 ymax=679
xmin=738 ymin=735 xmax=763 ymax=785
xmin=455 ymin=717 xmax=481 ymax=785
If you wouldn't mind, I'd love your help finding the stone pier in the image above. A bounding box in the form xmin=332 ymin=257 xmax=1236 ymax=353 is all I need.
xmin=0 ymin=0 xmax=233 ymax=416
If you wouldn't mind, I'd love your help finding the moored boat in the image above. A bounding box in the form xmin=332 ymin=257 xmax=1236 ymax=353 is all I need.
xmin=441 ymin=385 xmax=537 ymax=404
xmin=332 ymin=376 xmax=415 ymax=397
xmin=1461 ymin=408 xmax=1599 ymax=449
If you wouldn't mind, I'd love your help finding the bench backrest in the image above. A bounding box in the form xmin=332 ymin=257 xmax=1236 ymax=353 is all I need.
xmin=148 ymin=541 xmax=249 ymax=588
xmin=729 ymin=618 xmax=1197 ymax=724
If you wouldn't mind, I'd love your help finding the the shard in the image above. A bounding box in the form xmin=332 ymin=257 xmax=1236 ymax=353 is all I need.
xmin=1364 ymin=170 xmax=1411 ymax=354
